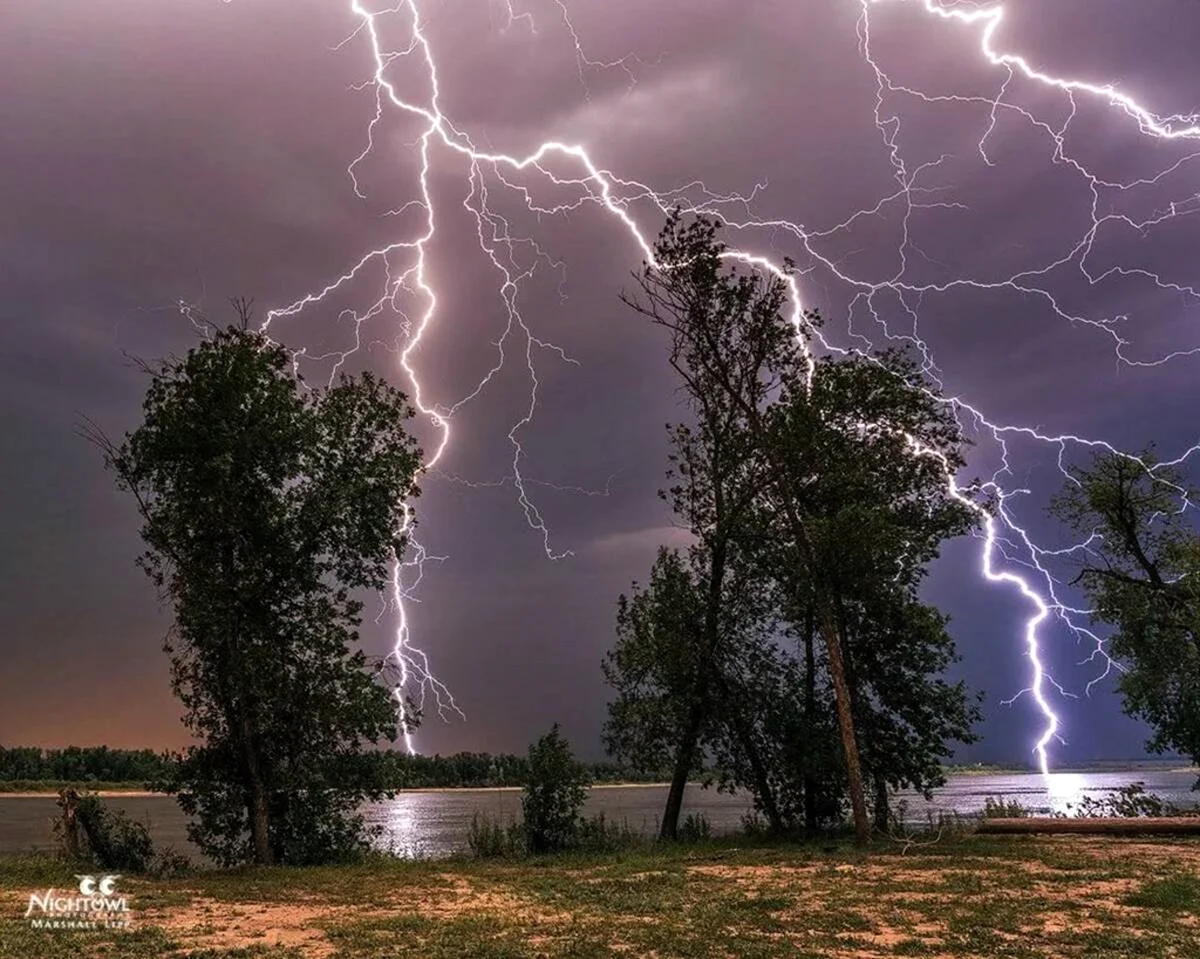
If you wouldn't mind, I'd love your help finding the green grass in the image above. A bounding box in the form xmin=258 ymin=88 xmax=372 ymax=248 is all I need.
xmin=1125 ymin=873 xmax=1200 ymax=912
xmin=3 ymin=835 xmax=1199 ymax=957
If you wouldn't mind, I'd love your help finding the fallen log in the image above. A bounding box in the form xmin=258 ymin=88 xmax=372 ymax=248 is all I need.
xmin=978 ymin=816 xmax=1200 ymax=836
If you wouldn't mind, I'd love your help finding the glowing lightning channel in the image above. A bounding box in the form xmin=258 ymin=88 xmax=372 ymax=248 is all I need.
xmin=259 ymin=0 xmax=1200 ymax=774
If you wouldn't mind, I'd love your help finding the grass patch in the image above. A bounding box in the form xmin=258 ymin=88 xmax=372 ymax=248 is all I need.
xmin=3 ymin=835 xmax=1200 ymax=957
xmin=1125 ymin=873 xmax=1200 ymax=912
xmin=0 ymin=925 xmax=179 ymax=959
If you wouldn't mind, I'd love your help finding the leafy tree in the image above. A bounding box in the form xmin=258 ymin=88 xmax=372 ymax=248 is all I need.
xmin=603 ymin=543 xmax=781 ymax=837
xmin=621 ymin=213 xmax=979 ymax=842
xmin=606 ymin=224 xmax=784 ymax=838
xmin=0 ymin=747 xmax=176 ymax=784
xmin=521 ymin=724 xmax=591 ymax=853
xmin=838 ymin=595 xmax=980 ymax=829
xmin=91 ymin=308 xmax=422 ymax=864
xmin=603 ymin=549 xmax=704 ymax=777
xmin=710 ymin=609 xmax=845 ymax=833
xmin=622 ymin=212 xmax=880 ymax=840
xmin=760 ymin=350 xmax=979 ymax=829
xmin=1052 ymin=451 xmax=1200 ymax=778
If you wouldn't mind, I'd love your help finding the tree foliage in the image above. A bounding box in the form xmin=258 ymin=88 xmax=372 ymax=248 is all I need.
xmin=603 ymin=548 xmax=707 ymax=774
xmin=1052 ymin=451 xmax=1200 ymax=777
xmin=0 ymin=747 xmax=671 ymax=790
xmin=758 ymin=350 xmax=980 ymax=827
xmin=0 ymin=747 xmax=175 ymax=784
xmin=521 ymin=724 xmax=592 ymax=854
xmin=95 ymin=317 xmax=422 ymax=865
xmin=608 ymin=213 xmax=981 ymax=838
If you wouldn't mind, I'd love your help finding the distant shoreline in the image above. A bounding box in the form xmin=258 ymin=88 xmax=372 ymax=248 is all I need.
xmin=1 ymin=767 xmax=1194 ymax=799
xmin=0 ymin=789 xmax=165 ymax=798
xmin=0 ymin=782 xmax=678 ymax=799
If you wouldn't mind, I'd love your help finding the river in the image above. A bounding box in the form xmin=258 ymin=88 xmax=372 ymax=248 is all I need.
xmin=2 ymin=766 xmax=1195 ymax=860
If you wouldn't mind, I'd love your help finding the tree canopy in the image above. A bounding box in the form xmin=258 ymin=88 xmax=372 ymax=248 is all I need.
xmin=95 ymin=315 xmax=423 ymax=864
xmin=1052 ymin=451 xmax=1200 ymax=779
xmin=607 ymin=213 xmax=980 ymax=840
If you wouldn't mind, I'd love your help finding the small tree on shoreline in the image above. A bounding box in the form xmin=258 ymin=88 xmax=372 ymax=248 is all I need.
xmin=522 ymin=725 xmax=591 ymax=853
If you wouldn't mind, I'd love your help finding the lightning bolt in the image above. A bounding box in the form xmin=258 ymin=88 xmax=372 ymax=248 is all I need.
xmin=256 ymin=0 xmax=1200 ymax=775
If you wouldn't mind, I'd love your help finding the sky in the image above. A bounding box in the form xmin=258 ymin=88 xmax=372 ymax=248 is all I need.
xmin=3 ymin=0 xmax=1200 ymax=767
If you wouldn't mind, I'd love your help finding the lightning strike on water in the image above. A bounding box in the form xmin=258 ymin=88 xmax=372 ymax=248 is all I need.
xmin=256 ymin=0 xmax=1200 ymax=773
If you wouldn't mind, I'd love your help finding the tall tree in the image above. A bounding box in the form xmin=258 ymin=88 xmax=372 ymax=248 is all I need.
xmin=605 ymin=217 xmax=780 ymax=838
xmin=763 ymin=349 xmax=979 ymax=828
xmin=622 ymin=212 xmax=878 ymax=842
xmin=91 ymin=311 xmax=422 ymax=865
xmin=699 ymin=352 xmax=980 ymax=835
xmin=1052 ymin=451 xmax=1200 ymax=778
xmin=836 ymin=595 xmax=981 ymax=829
xmin=622 ymin=214 xmax=978 ymax=842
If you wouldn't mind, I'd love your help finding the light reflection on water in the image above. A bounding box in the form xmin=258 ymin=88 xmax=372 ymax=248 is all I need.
xmin=1044 ymin=772 xmax=1088 ymax=815
xmin=363 ymin=785 xmax=688 ymax=859
xmin=2 ymin=767 xmax=1197 ymax=859
xmin=361 ymin=767 xmax=1200 ymax=858
xmin=382 ymin=806 xmax=422 ymax=859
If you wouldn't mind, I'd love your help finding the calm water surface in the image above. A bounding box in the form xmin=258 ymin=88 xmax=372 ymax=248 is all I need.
xmin=2 ymin=768 xmax=1195 ymax=860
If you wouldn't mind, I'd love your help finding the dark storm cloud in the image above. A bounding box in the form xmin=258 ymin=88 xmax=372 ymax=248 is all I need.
xmin=3 ymin=0 xmax=1198 ymax=765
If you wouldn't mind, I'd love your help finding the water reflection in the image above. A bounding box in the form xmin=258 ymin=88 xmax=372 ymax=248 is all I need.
xmin=362 ymin=785 xmax=748 ymax=859
xmin=1044 ymin=772 xmax=1087 ymax=815
xmin=357 ymin=771 xmax=1200 ymax=858
xmin=381 ymin=801 xmax=422 ymax=859
xmin=3 ymin=768 xmax=1197 ymax=858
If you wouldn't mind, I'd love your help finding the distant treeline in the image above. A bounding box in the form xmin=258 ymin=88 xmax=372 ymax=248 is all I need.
xmin=0 ymin=746 xmax=174 ymax=784
xmin=0 ymin=746 xmax=668 ymax=789
xmin=370 ymin=752 xmax=669 ymax=788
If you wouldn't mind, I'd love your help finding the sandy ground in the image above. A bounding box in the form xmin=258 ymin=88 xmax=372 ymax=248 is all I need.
xmin=5 ymin=837 xmax=1196 ymax=958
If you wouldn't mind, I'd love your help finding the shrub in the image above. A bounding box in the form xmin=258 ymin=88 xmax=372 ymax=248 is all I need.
xmin=1067 ymin=782 xmax=1167 ymax=818
xmin=521 ymin=724 xmax=591 ymax=854
xmin=982 ymin=796 xmax=1027 ymax=819
xmin=466 ymin=812 xmax=524 ymax=858
xmin=577 ymin=812 xmax=643 ymax=852
xmin=54 ymin=789 xmax=188 ymax=876
xmin=677 ymin=812 xmax=712 ymax=842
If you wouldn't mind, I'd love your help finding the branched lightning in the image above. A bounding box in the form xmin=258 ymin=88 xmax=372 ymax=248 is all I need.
xmin=256 ymin=0 xmax=1200 ymax=772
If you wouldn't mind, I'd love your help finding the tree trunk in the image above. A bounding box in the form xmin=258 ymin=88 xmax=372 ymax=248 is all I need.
xmin=660 ymin=304 xmax=871 ymax=845
xmin=240 ymin=714 xmax=273 ymax=865
xmin=660 ymin=705 xmax=703 ymax=840
xmin=830 ymin=593 xmax=871 ymax=845
xmin=874 ymin=776 xmax=889 ymax=834
xmin=802 ymin=604 xmax=818 ymax=837
xmin=979 ymin=817 xmax=1200 ymax=836
xmin=773 ymin=496 xmax=868 ymax=845
xmin=736 ymin=720 xmax=784 ymax=834
xmin=815 ymin=601 xmax=870 ymax=845
xmin=717 ymin=677 xmax=785 ymax=834
xmin=660 ymin=522 xmax=731 ymax=841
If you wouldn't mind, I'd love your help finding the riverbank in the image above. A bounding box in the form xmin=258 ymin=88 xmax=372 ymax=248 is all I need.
xmin=0 ymin=781 xmax=161 ymax=796
xmin=3 ymin=834 xmax=1199 ymax=957
xmin=0 ymin=790 xmax=163 ymax=799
